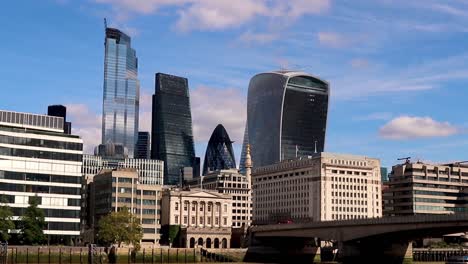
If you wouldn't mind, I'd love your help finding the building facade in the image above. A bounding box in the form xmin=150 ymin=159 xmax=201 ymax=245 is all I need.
xmin=202 ymin=124 xmax=236 ymax=176
xmin=82 ymin=154 xmax=163 ymax=185
xmin=102 ymin=27 xmax=140 ymax=158
xmin=240 ymin=71 xmax=329 ymax=171
xmin=135 ymin=132 xmax=150 ymax=159
xmin=161 ymin=188 xmax=232 ymax=248
xmin=91 ymin=169 xmax=162 ymax=245
xmin=151 ymin=73 xmax=196 ymax=185
xmin=186 ymin=169 xmax=252 ymax=229
xmin=252 ymin=152 xmax=382 ymax=224
xmin=383 ymin=161 xmax=468 ymax=216
xmin=0 ymin=110 xmax=83 ymax=244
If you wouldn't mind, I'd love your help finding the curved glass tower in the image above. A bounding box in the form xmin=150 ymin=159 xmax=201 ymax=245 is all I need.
xmin=101 ymin=27 xmax=139 ymax=158
xmin=202 ymin=124 xmax=236 ymax=175
xmin=240 ymin=71 xmax=329 ymax=170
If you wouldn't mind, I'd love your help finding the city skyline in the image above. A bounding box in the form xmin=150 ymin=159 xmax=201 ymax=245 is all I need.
xmin=1 ymin=1 xmax=468 ymax=169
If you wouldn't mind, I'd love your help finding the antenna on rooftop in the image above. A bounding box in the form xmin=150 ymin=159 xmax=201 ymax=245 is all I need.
xmin=397 ymin=157 xmax=411 ymax=164
xmin=104 ymin=18 xmax=108 ymax=29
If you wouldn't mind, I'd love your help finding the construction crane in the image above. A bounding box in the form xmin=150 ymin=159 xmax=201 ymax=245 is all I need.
xmin=397 ymin=157 xmax=411 ymax=164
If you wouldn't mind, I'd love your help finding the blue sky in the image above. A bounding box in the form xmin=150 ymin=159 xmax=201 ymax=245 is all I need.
xmin=1 ymin=0 xmax=467 ymax=169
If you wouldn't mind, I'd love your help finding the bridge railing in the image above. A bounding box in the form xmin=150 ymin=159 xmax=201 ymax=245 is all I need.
xmin=252 ymin=213 xmax=468 ymax=232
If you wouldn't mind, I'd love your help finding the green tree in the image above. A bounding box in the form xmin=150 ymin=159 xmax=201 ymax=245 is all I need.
xmin=19 ymin=196 xmax=46 ymax=245
xmin=98 ymin=208 xmax=143 ymax=249
xmin=0 ymin=196 xmax=14 ymax=242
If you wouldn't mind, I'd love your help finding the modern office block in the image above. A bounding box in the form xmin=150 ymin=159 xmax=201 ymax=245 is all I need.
xmin=0 ymin=110 xmax=83 ymax=244
xmin=47 ymin=104 xmax=71 ymax=134
xmin=252 ymin=152 xmax=382 ymax=224
xmin=240 ymin=71 xmax=329 ymax=171
xmin=151 ymin=73 xmax=195 ymax=185
xmin=101 ymin=27 xmax=140 ymax=158
xmin=135 ymin=131 xmax=151 ymax=159
xmin=383 ymin=161 xmax=468 ymax=216
xmin=90 ymin=169 xmax=162 ymax=245
xmin=202 ymin=124 xmax=236 ymax=176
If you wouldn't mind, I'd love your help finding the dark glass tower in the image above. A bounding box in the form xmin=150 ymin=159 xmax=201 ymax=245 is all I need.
xmin=101 ymin=27 xmax=139 ymax=158
xmin=202 ymin=124 xmax=236 ymax=175
xmin=47 ymin=105 xmax=71 ymax=134
xmin=240 ymin=71 xmax=329 ymax=170
xmin=135 ymin=131 xmax=150 ymax=159
xmin=151 ymin=73 xmax=196 ymax=185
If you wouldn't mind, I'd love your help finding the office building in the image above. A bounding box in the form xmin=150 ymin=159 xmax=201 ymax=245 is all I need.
xmin=81 ymin=153 xmax=163 ymax=233
xmin=252 ymin=152 xmax=382 ymax=224
xmin=90 ymin=169 xmax=162 ymax=245
xmin=151 ymin=73 xmax=196 ymax=185
xmin=47 ymin=105 xmax=71 ymax=134
xmin=240 ymin=71 xmax=329 ymax=171
xmin=383 ymin=161 xmax=468 ymax=216
xmin=102 ymin=27 xmax=140 ymax=158
xmin=161 ymin=188 xmax=232 ymax=248
xmin=202 ymin=124 xmax=236 ymax=176
xmin=381 ymin=167 xmax=389 ymax=183
xmin=135 ymin=132 xmax=150 ymax=159
xmin=82 ymin=154 xmax=163 ymax=185
xmin=0 ymin=110 xmax=83 ymax=244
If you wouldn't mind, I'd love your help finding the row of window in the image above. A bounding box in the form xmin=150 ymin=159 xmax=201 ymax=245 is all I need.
xmin=332 ymin=206 xmax=370 ymax=213
xmin=0 ymin=183 xmax=80 ymax=195
xmin=0 ymin=171 xmax=81 ymax=184
xmin=331 ymin=170 xmax=368 ymax=176
xmin=11 ymin=208 xmax=79 ymax=218
xmin=331 ymin=184 xmax=368 ymax=191
xmin=332 ymin=177 xmax=368 ymax=183
xmin=176 ymin=215 xmax=228 ymax=226
xmin=332 ymin=199 xmax=368 ymax=206
xmin=0 ymin=147 xmax=82 ymax=162
xmin=332 ymin=192 xmax=368 ymax=198
xmin=175 ymin=202 xmax=228 ymax=213
xmin=330 ymin=159 xmax=368 ymax=167
xmin=0 ymin=135 xmax=82 ymax=151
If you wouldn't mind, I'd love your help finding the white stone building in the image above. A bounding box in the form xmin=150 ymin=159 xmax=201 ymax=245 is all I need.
xmin=161 ymin=188 xmax=232 ymax=248
xmin=252 ymin=152 xmax=382 ymax=224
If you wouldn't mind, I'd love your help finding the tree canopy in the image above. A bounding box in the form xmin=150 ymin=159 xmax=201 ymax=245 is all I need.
xmin=97 ymin=208 xmax=143 ymax=250
xmin=19 ymin=196 xmax=47 ymax=245
xmin=0 ymin=196 xmax=14 ymax=242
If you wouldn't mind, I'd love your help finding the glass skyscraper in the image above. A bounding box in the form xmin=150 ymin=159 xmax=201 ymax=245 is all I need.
xmin=240 ymin=71 xmax=329 ymax=170
xmin=202 ymin=124 xmax=236 ymax=176
xmin=151 ymin=73 xmax=196 ymax=185
xmin=101 ymin=27 xmax=140 ymax=158
xmin=135 ymin=131 xmax=150 ymax=159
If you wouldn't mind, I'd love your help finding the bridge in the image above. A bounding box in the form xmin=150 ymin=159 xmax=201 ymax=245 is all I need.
xmin=247 ymin=214 xmax=468 ymax=263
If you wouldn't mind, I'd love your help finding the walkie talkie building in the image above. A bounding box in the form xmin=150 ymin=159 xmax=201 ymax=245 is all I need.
xmin=240 ymin=71 xmax=329 ymax=170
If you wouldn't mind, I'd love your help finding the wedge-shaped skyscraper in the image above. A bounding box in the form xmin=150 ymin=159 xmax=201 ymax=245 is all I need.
xmin=151 ymin=73 xmax=196 ymax=185
xmin=240 ymin=71 xmax=329 ymax=170
xmin=202 ymin=124 xmax=236 ymax=175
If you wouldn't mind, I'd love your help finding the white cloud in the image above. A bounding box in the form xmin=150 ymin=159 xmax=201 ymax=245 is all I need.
xmin=66 ymin=104 xmax=101 ymax=154
xmin=93 ymin=0 xmax=330 ymax=32
xmin=379 ymin=116 xmax=459 ymax=140
xmin=139 ymin=91 xmax=153 ymax=133
xmin=191 ymin=86 xmax=246 ymax=144
xmin=238 ymin=31 xmax=279 ymax=45
xmin=317 ymin=32 xmax=348 ymax=48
